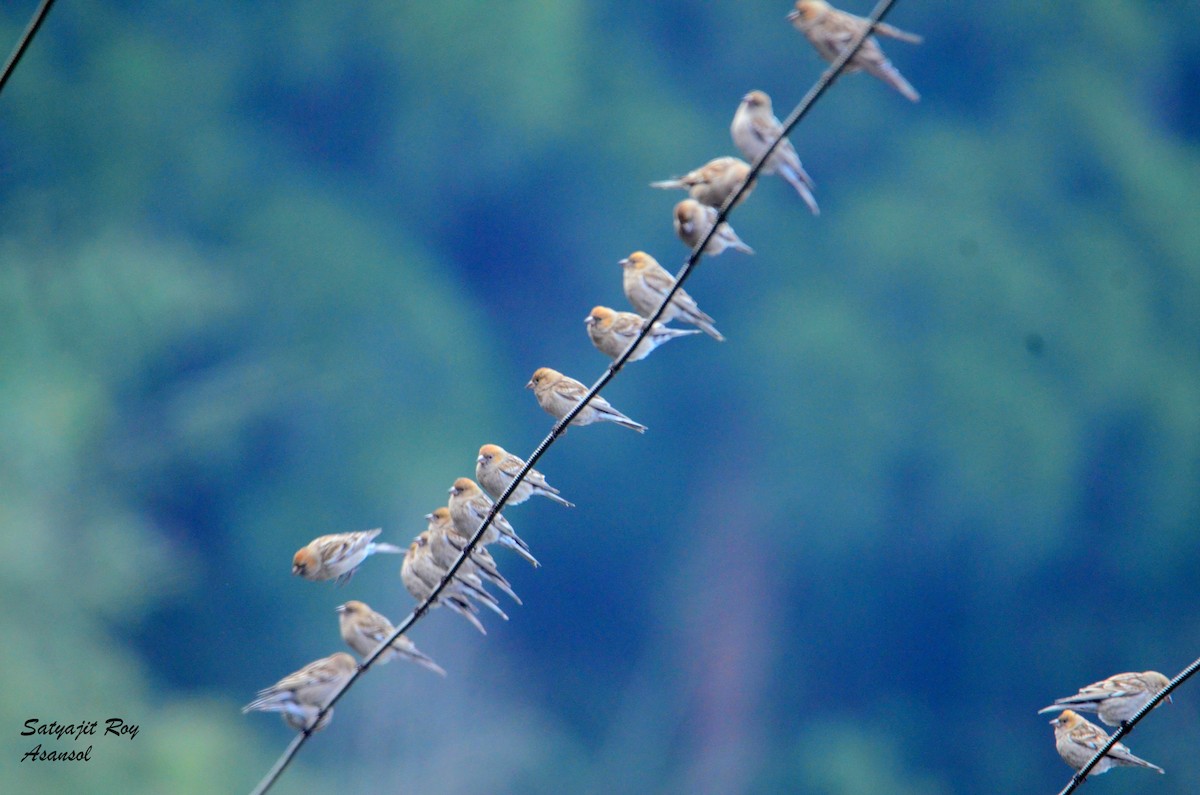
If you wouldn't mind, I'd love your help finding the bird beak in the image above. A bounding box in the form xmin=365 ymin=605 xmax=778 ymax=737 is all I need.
xmin=1048 ymin=717 xmax=1061 ymax=726
xmin=618 ymin=258 xmax=630 ymax=268
xmin=786 ymin=9 xmax=798 ymax=20
xmin=476 ymin=454 xmax=485 ymax=464
xmin=447 ymin=486 xmax=455 ymax=494
xmin=584 ymin=315 xmax=594 ymax=325
xmin=335 ymin=604 xmax=345 ymax=613
xmin=525 ymin=380 xmax=534 ymax=389
xmin=424 ymin=512 xmax=433 ymax=520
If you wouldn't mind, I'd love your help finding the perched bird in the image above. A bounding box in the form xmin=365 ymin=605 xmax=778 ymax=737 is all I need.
xmin=292 ymin=529 xmax=404 ymax=586
xmin=448 ymin=477 xmax=540 ymax=567
xmin=730 ymin=90 xmax=819 ymax=215
xmin=526 ymin=367 xmax=648 ymax=433
xmin=673 ymin=199 xmax=754 ymax=257
xmin=1049 ymin=710 xmax=1164 ymax=776
xmin=620 ymin=251 xmax=724 ymax=341
xmin=476 ymin=443 xmax=574 ymax=508
xmin=1038 ymin=671 xmax=1171 ymax=727
xmin=282 ymin=706 xmax=333 ymax=733
xmin=787 ymin=0 xmax=922 ymax=102
xmin=425 ymin=508 xmax=523 ymax=604
xmin=410 ymin=529 xmax=509 ymax=620
xmin=400 ymin=535 xmax=489 ymax=635
xmin=336 ymin=600 xmax=447 ymax=676
xmin=242 ymin=652 xmax=358 ymax=729
xmin=585 ymin=305 xmax=700 ymax=363
xmin=651 ymin=156 xmax=756 ymax=209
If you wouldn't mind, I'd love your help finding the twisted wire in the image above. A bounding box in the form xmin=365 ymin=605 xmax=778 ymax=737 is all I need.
xmin=0 ymin=0 xmax=56 ymax=96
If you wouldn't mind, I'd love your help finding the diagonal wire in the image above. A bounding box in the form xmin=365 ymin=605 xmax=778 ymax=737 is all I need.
xmin=249 ymin=2 xmax=902 ymax=792
xmin=0 ymin=0 xmax=56 ymax=97
xmin=1054 ymin=656 xmax=1200 ymax=795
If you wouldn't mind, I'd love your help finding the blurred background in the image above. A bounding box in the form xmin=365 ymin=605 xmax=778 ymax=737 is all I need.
xmin=2 ymin=1 xmax=1199 ymax=792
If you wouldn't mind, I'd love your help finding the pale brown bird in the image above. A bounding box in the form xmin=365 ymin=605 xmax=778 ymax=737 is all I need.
xmin=447 ymin=477 xmax=540 ymax=567
xmin=336 ymin=600 xmax=447 ymax=676
xmin=400 ymin=535 xmax=489 ymax=635
xmin=242 ymin=652 xmax=358 ymax=727
xmin=292 ymin=529 xmax=404 ymax=586
xmin=1049 ymin=710 xmax=1164 ymax=776
xmin=526 ymin=367 xmax=648 ymax=433
xmin=476 ymin=443 xmax=573 ymax=508
xmin=620 ymin=251 xmax=724 ymax=341
xmin=730 ymin=90 xmax=819 ymax=215
xmin=788 ymin=0 xmax=922 ymax=102
xmin=651 ymin=156 xmax=756 ymax=209
xmin=425 ymin=508 xmax=522 ymax=604
xmin=673 ymin=199 xmax=754 ymax=257
xmin=410 ymin=529 xmax=509 ymax=620
xmin=1038 ymin=671 xmax=1171 ymax=727
xmin=585 ymin=305 xmax=700 ymax=363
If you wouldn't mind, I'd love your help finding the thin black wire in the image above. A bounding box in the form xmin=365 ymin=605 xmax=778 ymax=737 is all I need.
xmin=249 ymin=2 xmax=902 ymax=792
xmin=1054 ymin=656 xmax=1200 ymax=795
xmin=0 ymin=0 xmax=56 ymax=97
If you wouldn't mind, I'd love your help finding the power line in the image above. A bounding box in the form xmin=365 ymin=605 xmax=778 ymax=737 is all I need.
xmin=1054 ymin=656 xmax=1200 ymax=795
xmin=0 ymin=0 xmax=56 ymax=97
xmin=248 ymin=2 xmax=904 ymax=792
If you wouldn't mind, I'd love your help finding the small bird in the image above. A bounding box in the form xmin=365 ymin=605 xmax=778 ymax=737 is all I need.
xmin=476 ymin=443 xmax=574 ymax=508
xmin=586 ymin=305 xmax=700 ymax=363
xmin=242 ymin=652 xmax=358 ymax=729
xmin=282 ymin=706 xmax=333 ymax=733
xmin=527 ymin=367 xmax=647 ymax=433
xmin=673 ymin=199 xmax=754 ymax=257
xmin=292 ymin=529 xmax=404 ymax=586
xmin=409 ymin=529 xmax=509 ymax=621
xmin=1038 ymin=671 xmax=1171 ymax=727
xmin=1049 ymin=710 xmax=1164 ymax=776
xmin=731 ymin=90 xmax=819 ymax=215
xmin=787 ymin=0 xmax=922 ymax=102
xmin=651 ymin=156 xmax=756 ymax=209
xmin=336 ymin=600 xmax=447 ymax=676
xmin=426 ymin=508 xmax=522 ymax=604
xmin=400 ymin=535 xmax=489 ymax=635
xmin=448 ymin=477 xmax=540 ymax=566
xmin=620 ymin=251 xmax=724 ymax=341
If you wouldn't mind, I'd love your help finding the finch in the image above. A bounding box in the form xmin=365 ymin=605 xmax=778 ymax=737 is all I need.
xmin=425 ymin=508 xmax=523 ymax=604
xmin=620 ymin=251 xmax=724 ymax=341
xmin=243 ymin=652 xmax=358 ymax=728
xmin=401 ymin=535 xmax=489 ymax=635
xmin=586 ymin=305 xmax=700 ymax=363
xmin=651 ymin=156 xmax=756 ymax=209
xmin=787 ymin=0 xmax=922 ymax=102
xmin=673 ymin=199 xmax=754 ymax=256
xmin=292 ymin=529 xmax=404 ymax=586
xmin=476 ymin=443 xmax=574 ymax=508
xmin=409 ymin=529 xmax=509 ymax=620
xmin=1049 ymin=710 xmax=1164 ymax=776
xmin=448 ymin=477 xmax=540 ymax=567
xmin=526 ymin=367 xmax=648 ymax=433
xmin=336 ymin=600 xmax=447 ymax=676
xmin=730 ymin=90 xmax=819 ymax=215
xmin=1038 ymin=671 xmax=1171 ymax=727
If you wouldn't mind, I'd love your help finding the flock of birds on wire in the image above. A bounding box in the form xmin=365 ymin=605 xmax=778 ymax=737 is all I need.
xmin=240 ymin=1 xmax=1178 ymax=785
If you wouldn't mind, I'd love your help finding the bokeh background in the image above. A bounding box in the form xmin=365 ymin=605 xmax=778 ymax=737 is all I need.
xmin=3 ymin=1 xmax=1199 ymax=792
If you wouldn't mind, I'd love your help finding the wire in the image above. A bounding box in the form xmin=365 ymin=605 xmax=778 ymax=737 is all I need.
xmin=1054 ymin=656 xmax=1200 ymax=795
xmin=248 ymin=2 xmax=903 ymax=792
xmin=0 ymin=0 xmax=56 ymax=97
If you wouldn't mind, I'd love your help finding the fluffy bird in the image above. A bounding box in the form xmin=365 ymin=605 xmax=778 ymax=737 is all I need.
xmin=425 ymin=507 xmax=522 ymax=604
xmin=448 ymin=477 xmax=540 ymax=566
xmin=527 ymin=367 xmax=648 ymax=433
xmin=242 ymin=652 xmax=358 ymax=730
xmin=410 ymin=529 xmax=509 ymax=620
xmin=673 ymin=199 xmax=754 ymax=257
xmin=730 ymin=90 xmax=819 ymax=215
xmin=787 ymin=0 xmax=922 ymax=102
xmin=1049 ymin=710 xmax=1164 ymax=776
xmin=1038 ymin=671 xmax=1171 ymax=727
xmin=476 ymin=443 xmax=573 ymax=508
xmin=586 ymin=305 xmax=700 ymax=363
xmin=400 ymin=534 xmax=489 ymax=635
xmin=620 ymin=251 xmax=724 ymax=341
xmin=651 ymin=156 xmax=756 ymax=209
xmin=292 ymin=529 xmax=404 ymax=586
xmin=336 ymin=600 xmax=447 ymax=676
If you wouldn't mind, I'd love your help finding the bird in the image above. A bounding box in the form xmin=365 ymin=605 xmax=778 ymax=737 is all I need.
xmin=673 ymin=199 xmax=754 ymax=257
xmin=1038 ymin=671 xmax=1171 ymax=727
xmin=787 ymin=0 xmax=922 ymax=102
xmin=425 ymin=507 xmax=522 ymax=604
xmin=585 ymin=305 xmax=700 ymax=363
xmin=242 ymin=652 xmax=358 ymax=729
xmin=730 ymin=90 xmax=819 ymax=215
xmin=651 ymin=156 xmax=756 ymax=209
xmin=336 ymin=600 xmax=447 ymax=676
xmin=409 ymin=529 xmax=509 ymax=621
xmin=526 ymin=367 xmax=648 ymax=433
xmin=292 ymin=529 xmax=404 ymax=586
xmin=620 ymin=251 xmax=724 ymax=341
xmin=1049 ymin=710 xmax=1164 ymax=776
xmin=400 ymin=534 xmax=490 ymax=635
xmin=448 ymin=477 xmax=540 ymax=566
xmin=476 ymin=443 xmax=574 ymax=508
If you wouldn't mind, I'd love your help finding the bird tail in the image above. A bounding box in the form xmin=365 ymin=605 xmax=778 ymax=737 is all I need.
xmin=650 ymin=178 xmax=685 ymax=190
xmin=403 ymin=650 xmax=447 ymax=677
xmin=868 ymin=58 xmax=920 ymax=102
xmin=443 ymin=595 xmax=488 ymax=635
xmin=372 ymin=542 xmax=405 ymax=555
xmin=780 ymin=167 xmax=820 ymax=215
xmin=874 ymin=23 xmax=923 ymax=44
xmin=542 ymin=490 xmax=575 ymax=508
xmin=497 ymin=533 xmax=542 ymax=567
